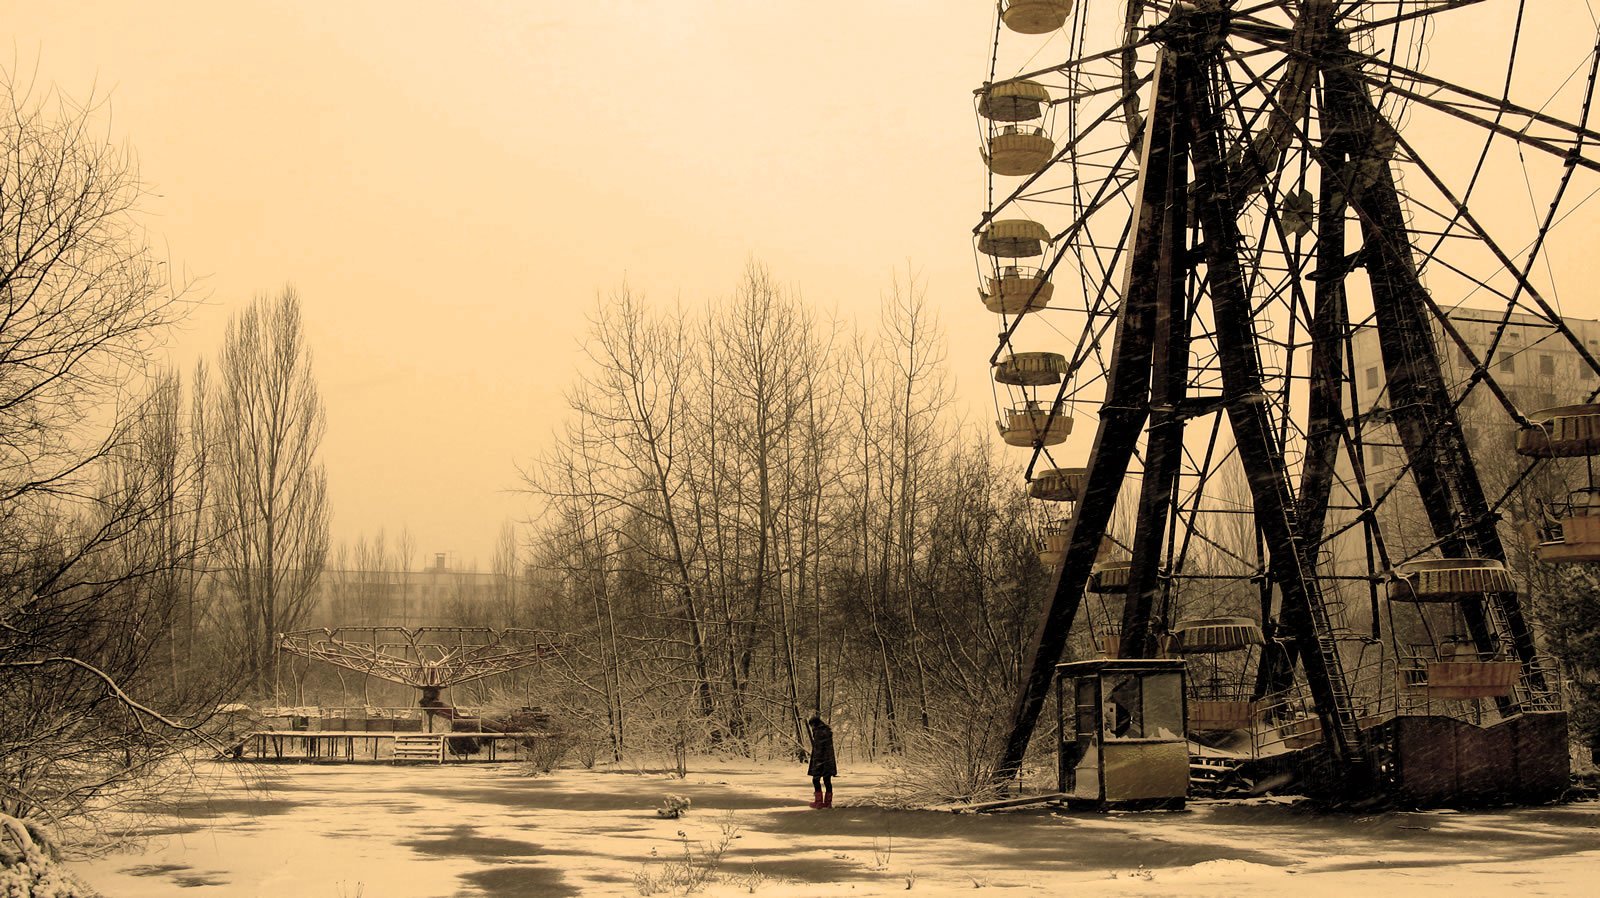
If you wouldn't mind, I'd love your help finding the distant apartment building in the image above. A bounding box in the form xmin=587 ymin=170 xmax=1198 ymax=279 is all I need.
xmin=307 ymin=552 xmax=523 ymax=628
xmin=1350 ymin=307 xmax=1600 ymax=481
xmin=1317 ymin=307 xmax=1600 ymax=632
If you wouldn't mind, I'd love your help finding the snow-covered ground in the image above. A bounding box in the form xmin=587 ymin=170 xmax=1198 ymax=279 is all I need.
xmin=67 ymin=759 xmax=1600 ymax=897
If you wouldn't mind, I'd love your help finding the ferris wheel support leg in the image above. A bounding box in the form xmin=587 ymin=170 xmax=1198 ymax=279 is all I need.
xmin=992 ymin=51 xmax=1182 ymax=785
xmin=1121 ymin=53 xmax=1196 ymax=661
xmin=1322 ymin=63 xmax=1544 ymax=704
xmin=1258 ymin=117 xmax=1362 ymax=700
xmin=1184 ymin=51 xmax=1370 ymax=784
xmin=1296 ymin=162 xmax=1353 ymax=546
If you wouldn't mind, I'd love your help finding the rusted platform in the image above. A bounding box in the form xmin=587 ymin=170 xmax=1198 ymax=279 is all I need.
xmin=1250 ymin=712 xmax=1572 ymax=807
xmin=225 ymin=730 xmax=552 ymax=764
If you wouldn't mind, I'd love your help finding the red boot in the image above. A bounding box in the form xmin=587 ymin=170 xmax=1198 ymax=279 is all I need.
xmin=808 ymin=789 xmax=824 ymax=809
xmin=822 ymin=791 xmax=833 ymax=809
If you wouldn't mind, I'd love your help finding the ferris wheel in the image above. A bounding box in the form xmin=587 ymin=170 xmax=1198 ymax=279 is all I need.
xmin=975 ymin=1 xmax=1600 ymax=797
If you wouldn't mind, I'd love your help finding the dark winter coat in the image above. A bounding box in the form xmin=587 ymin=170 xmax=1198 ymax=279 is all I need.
xmin=807 ymin=721 xmax=837 ymax=777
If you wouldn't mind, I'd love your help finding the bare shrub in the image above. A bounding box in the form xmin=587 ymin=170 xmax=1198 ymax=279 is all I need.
xmin=574 ymin=736 xmax=601 ymax=769
xmin=874 ymin=719 xmax=1009 ymax=809
xmin=522 ymin=733 xmax=574 ymax=777
xmin=633 ymin=815 xmax=741 ymax=896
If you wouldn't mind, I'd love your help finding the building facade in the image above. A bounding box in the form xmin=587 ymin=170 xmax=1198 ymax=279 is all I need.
xmin=1350 ymin=307 xmax=1600 ymax=481
xmin=309 ymin=553 xmax=523 ymax=629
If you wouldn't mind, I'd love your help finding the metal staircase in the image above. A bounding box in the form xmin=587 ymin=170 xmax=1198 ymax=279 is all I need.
xmin=1290 ymin=517 xmax=1366 ymax=763
xmin=1482 ymin=596 xmax=1562 ymax=712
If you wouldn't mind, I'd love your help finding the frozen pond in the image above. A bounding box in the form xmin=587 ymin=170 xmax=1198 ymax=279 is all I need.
xmin=70 ymin=761 xmax=1600 ymax=896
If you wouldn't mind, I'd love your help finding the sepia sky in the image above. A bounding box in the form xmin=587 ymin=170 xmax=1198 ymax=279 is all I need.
xmin=7 ymin=1 xmax=1599 ymax=566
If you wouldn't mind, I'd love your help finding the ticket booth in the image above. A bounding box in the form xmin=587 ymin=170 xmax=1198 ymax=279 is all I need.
xmin=1056 ymin=658 xmax=1189 ymax=810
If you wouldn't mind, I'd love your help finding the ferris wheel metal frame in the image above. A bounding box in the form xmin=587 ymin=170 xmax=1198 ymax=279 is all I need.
xmin=975 ymin=0 xmax=1600 ymax=796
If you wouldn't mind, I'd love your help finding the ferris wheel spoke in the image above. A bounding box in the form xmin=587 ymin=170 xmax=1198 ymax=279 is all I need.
xmin=1211 ymin=40 xmax=1326 ymax=215
xmin=1170 ymin=416 xmax=1234 ymax=576
xmin=989 ymin=206 xmax=1132 ymax=366
xmin=1223 ymin=23 xmax=1595 ymax=184
xmin=1353 ymin=53 xmax=1600 ymax=149
xmin=1339 ymin=0 xmax=1492 ymax=32
xmin=990 ymin=235 xmax=1127 ymax=365
xmin=1071 ymin=216 xmax=1130 ymax=305
xmin=1007 ymin=277 xmax=1118 ymax=418
xmin=997 ymin=36 xmax=1164 ymax=90
xmin=1354 ymin=73 xmax=1600 ymax=174
xmin=1384 ymin=123 xmax=1600 ymax=384
xmin=1049 ymin=77 xmax=1152 ymax=107
xmin=1221 ymin=34 xmax=1596 ymax=418
xmin=1423 ymin=253 xmax=1526 ymax=310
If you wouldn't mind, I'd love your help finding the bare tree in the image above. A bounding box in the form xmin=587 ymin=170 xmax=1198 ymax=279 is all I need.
xmin=0 ymin=74 xmax=225 ymax=829
xmin=531 ymin=287 xmax=716 ymax=721
xmin=841 ymin=329 xmax=902 ymax=753
xmin=324 ymin=541 xmax=352 ymax=626
xmin=516 ymin=263 xmax=1050 ymax=774
xmin=131 ymin=367 xmax=214 ymax=693
xmin=353 ymin=528 xmax=390 ymax=625
xmin=533 ymin=436 xmax=628 ymax=760
xmin=396 ymin=525 xmax=415 ymax=627
xmin=707 ymin=263 xmax=811 ymax=744
xmin=490 ymin=519 xmax=523 ymax=627
xmin=880 ymin=271 xmax=949 ymax=732
xmin=210 ymin=287 xmax=330 ymax=693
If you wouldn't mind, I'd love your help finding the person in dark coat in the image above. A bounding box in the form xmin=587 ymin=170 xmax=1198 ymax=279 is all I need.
xmin=806 ymin=714 xmax=837 ymax=808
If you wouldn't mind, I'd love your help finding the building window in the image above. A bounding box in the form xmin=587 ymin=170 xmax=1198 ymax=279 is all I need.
xmin=1539 ymin=354 xmax=1556 ymax=376
xmin=1368 ymin=445 xmax=1384 ymax=467
xmin=1458 ymin=347 xmax=1473 ymax=369
xmin=1500 ymin=354 xmax=1515 ymax=374
xmin=1366 ymin=367 xmax=1380 ymax=390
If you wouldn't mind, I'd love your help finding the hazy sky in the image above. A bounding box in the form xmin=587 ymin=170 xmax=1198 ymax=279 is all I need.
xmin=7 ymin=1 xmax=1001 ymax=565
xmin=7 ymin=1 xmax=1598 ymax=565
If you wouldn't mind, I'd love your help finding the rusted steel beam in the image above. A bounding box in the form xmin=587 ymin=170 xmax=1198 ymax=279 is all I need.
xmin=1185 ymin=49 xmax=1367 ymax=776
xmin=1120 ymin=55 xmax=1194 ymax=661
xmin=1321 ymin=63 xmax=1501 ymax=652
xmin=992 ymin=51 xmax=1180 ymax=784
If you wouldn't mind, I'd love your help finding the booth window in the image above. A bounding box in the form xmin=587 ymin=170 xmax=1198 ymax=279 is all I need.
xmin=1074 ymin=677 xmax=1097 ymax=738
xmin=1101 ymin=672 xmax=1183 ymax=740
xmin=1102 ymin=674 xmax=1144 ymax=738
xmin=1141 ymin=673 xmax=1183 ymax=739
